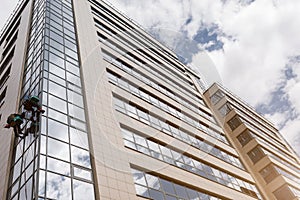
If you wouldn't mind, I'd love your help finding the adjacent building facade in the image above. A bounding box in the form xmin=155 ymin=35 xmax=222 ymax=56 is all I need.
xmin=204 ymin=83 xmax=300 ymax=200
xmin=0 ymin=0 xmax=299 ymax=200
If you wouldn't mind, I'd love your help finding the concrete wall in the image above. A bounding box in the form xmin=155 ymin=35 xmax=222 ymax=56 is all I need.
xmin=0 ymin=1 xmax=33 ymax=199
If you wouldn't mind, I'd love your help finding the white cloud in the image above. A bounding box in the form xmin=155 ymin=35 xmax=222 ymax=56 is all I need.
xmin=0 ymin=0 xmax=20 ymax=32
xmin=207 ymin=0 xmax=300 ymax=106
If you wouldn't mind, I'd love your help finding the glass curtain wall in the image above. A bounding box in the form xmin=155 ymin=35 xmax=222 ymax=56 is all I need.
xmin=7 ymin=0 xmax=96 ymax=199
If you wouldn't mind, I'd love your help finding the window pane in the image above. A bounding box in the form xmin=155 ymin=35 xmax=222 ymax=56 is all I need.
xmin=66 ymin=61 xmax=79 ymax=75
xmin=70 ymin=118 xmax=86 ymax=131
xmin=48 ymin=108 xmax=68 ymax=124
xmin=219 ymin=103 xmax=232 ymax=117
xmin=237 ymin=130 xmax=253 ymax=146
xmin=49 ymin=94 xmax=67 ymax=113
xmin=47 ymin=138 xmax=70 ymax=161
xmin=48 ymin=119 xmax=69 ymax=142
xmin=70 ymin=127 xmax=89 ymax=149
xmin=49 ymin=52 xmax=64 ymax=67
xmin=38 ymin=170 xmax=46 ymax=196
xmin=121 ymin=129 xmax=134 ymax=142
xmin=73 ymin=180 xmax=95 ymax=200
xmin=67 ymin=72 xmax=81 ymax=86
xmin=227 ymin=115 xmax=242 ymax=131
xmin=49 ymin=38 xmax=63 ymax=52
xmin=132 ymin=169 xmax=146 ymax=186
xmin=71 ymin=146 xmax=91 ymax=168
xmin=68 ymin=103 xmax=85 ymax=121
xmin=12 ymin=159 xmax=21 ymax=183
xmin=174 ymin=183 xmax=188 ymax=198
xmin=134 ymin=184 xmax=149 ymax=198
xmin=165 ymin=195 xmax=177 ymax=200
xmin=47 ymin=157 xmax=70 ymax=176
xmin=161 ymin=179 xmax=175 ymax=195
xmin=49 ymin=63 xmax=65 ymax=78
xmin=149 ymin=189 xmax=164 ymax=200
xmin=49 ymin=73 xmax=66 ymax=86
xmin=46 ymin=172 xmax=71 ymax=199
xmin=67 ymin=90 xmax=83 ymax=107
xmin=145 ymin=174 xmax=160 ymax=190
xmin=133 ymin=134 xmax=147 ymax=147
xmin=73 ymin=167 xmax=92 ymax=181
xmin=247 ymin=146 xmax=265 ymax=164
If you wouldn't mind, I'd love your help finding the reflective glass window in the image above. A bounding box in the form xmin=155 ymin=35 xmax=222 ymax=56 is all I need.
xmin=161 ymin=179 xmax=175 ymax=195
xmin=46 ymin=172 xmax=71 ymax=199
xmin=132 ymin=169 xmax=146 ymax=186
xmin=73 ymin=167 xmax=92 ymax=181
xmin=67 ymin=72 xmax=81 ymax=86
xmin=70 ymin=118 xmax=86 ymax=131
xmin=49 ymin=52 xmax=64 ymax=67
xmin=70 ymin=127 xmax=89 ymax=149
xmin=38 ymin=170 xmax=46 ymax=196
xmin=131 ymin=168 xmax=221 ymax=200
xmin=145 ymin=174 xmax=160 ymax=190
xmin=71 ymin=146 xmax=91 ymax=168
xmin=49 ymin=73 xmax=66 ymax=86
xmin=49 ymin=38 xmax=63 ymax=52
xmin=49 ymin=63 xmax=65 ymax=78
xmin=124 ymin=129 xmax=259 ymax=197
xmin=67 ymin=82 xmax=82 ymax=94
xmin=65 ymin=40 xmax=76 ymax=52
xmin=219 ymin=102 xmax=232 ymax=117
xmin=68 ymin=103 xmax=85 ymax=121
xmin=210 ymin=90 xmax=224 ymax=105
xmin=49 ymin=94 xmax=67 ymax=113
xmin=48 ymin=108 xmax=68 ymax=124
xmin=48 ymin=119 xmax=69 ymax=142
xmin=66 ymin=61 xmax=79 ymax=75
xmin=149 ymin=189 xmax=164 ymax=200
xmin=47 ymin=157 xmax=70 ymax=176
xmin=73 ymin=180 xmax=95 ymax=200
xmin=135 ymin=184 xmax=150 ymax=198
xmin=47 ymin=138 xmax=70 ymax=161
xmin=49 ymin=30 xmax=63 ymax=44
xmin=227 ymin=115 xmax=243 ymax=131
xmin=237 ymin=130 xmax=253 ymax=146
xmin=67 ymin=90 xmax=83 ymax=107
xmin=12 ymin=159 xmax=21 ymax=183
xmin=247 ymin=146 xmax=265 ymax=164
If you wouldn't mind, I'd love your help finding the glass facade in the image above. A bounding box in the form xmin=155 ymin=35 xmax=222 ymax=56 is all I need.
xmin=123 ymin=129 xmax=260 ymax=199
xmin=131 ymin=168 xmax=222 ymax=200
xmin=110 ymin=82 xmax=242 ymax=167
xmin=107 ymin=71 xmax=215 ymax=126
xmin=7 ymin=0 xmax=96 ymax=199
xmin=114 ymin=96 xmax=230 ymax=150
xmin=103 ymin=52 xmax=211 ymax=119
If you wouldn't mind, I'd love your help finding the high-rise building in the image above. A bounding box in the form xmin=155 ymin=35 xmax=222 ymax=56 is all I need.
xmin=204 ymin=83 xmax=300 ymax=200
xmin=0 ymin=0 xmax=299 ymax=200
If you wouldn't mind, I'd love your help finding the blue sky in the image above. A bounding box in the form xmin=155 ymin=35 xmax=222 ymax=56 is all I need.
xmin=1 ymin=0 xmax=299 ymax=155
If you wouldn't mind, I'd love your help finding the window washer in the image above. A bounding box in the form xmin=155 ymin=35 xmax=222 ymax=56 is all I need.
xmin=4 ymin=95 xmax=44 ymax=138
